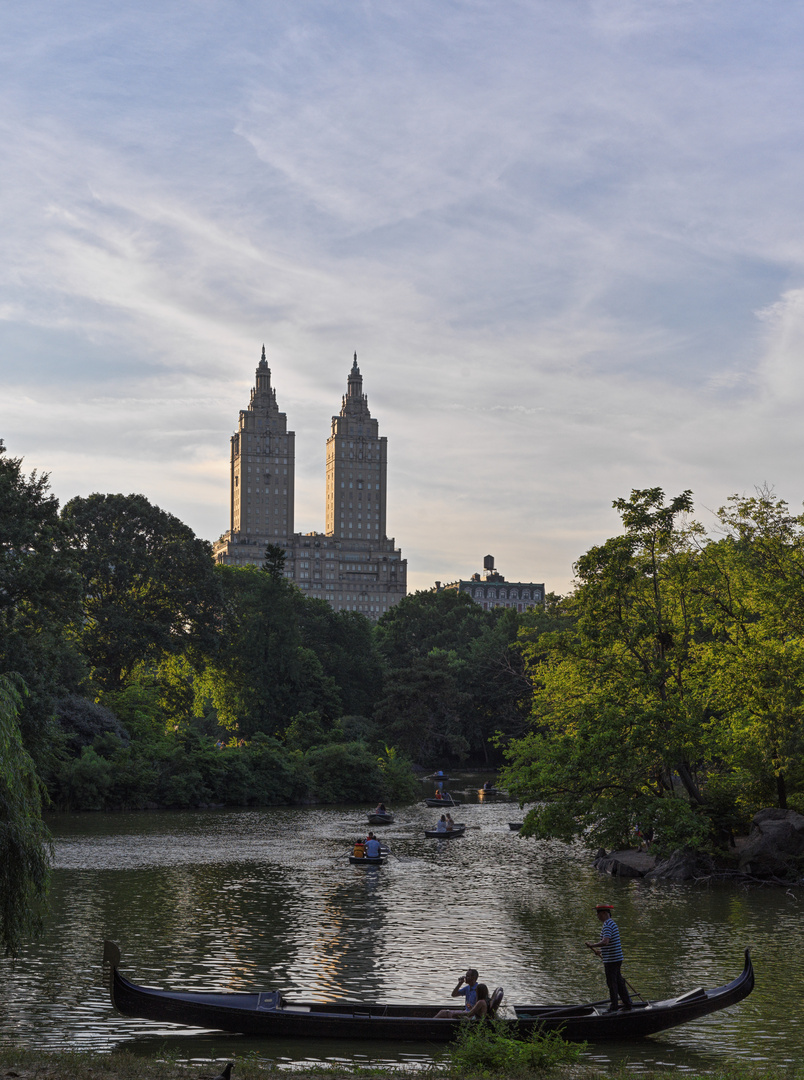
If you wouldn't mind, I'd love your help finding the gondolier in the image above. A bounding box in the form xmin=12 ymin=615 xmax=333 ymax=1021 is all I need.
xmin=586 ymin=902 xmax=632 ymax=1013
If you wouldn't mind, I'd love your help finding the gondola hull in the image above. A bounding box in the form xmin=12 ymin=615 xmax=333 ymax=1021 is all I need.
xmin=349 ymin=855 xmax=386 ymax=865
xmin=367 ymin=814 xmax=394 ymax=825
xmin=424 ymin=827 xmax=465 ymax=839
xmin=424 ymin=798 xmax=461 ymax=807
xmin=103 ymin=942 xmax=753 ymax=1043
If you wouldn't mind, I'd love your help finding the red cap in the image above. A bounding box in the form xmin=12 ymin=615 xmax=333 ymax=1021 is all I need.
xmin=595 ymin=902 xmax=614 ymax=911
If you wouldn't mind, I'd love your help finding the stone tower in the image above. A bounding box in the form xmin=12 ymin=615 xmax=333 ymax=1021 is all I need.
xmin=214 ymin=348 xmax=406 ymax=620
xmin=228 ymin=345 xmax=295 ymax=542
xmin=325 ymin=353 xmax=388 ymax=541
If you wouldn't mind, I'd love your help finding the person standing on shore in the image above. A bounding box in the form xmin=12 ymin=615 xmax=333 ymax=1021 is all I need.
xmin=586 ymin=903 xmax=632 ymax=1012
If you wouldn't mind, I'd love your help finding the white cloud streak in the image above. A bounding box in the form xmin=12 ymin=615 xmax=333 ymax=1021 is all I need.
xmin=2 ymin=0 xmax=804 ymax=592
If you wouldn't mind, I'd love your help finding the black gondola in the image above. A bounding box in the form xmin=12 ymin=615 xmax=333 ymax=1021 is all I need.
xmin=424 ymin=825 xmax=465 ymax=839
xmin=349 ymin=854 xmax=386 ymax=865
xmin=424 ymin=797 xmax=462 ymax=807
xmin=367 ymin=813 xmax=395 ymax=825
xmin=103 ymin=942 xmax=753 ymax=1043
xmin=508 ymin=822 xmax=524 ymax=830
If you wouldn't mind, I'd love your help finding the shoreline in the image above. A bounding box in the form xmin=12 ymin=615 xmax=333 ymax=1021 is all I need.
xmin=0 ymin=1045 xmax=797 ymax=1080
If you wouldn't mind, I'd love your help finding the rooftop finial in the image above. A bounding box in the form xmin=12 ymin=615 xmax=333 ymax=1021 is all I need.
xmin=261 ymin=344 xmax=266 ymax=362
xmin=353 ymin=351 xmax=358 ymax=370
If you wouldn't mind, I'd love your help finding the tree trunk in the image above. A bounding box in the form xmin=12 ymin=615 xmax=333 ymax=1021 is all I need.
xmin=676 ymin=760 xmax=705 ymax=804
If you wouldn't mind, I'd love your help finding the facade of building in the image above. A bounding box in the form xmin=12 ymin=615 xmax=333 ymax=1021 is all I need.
xmin=436 ymin=555 xmax=544 ymax=612
xmin=213 ymin=349 xmax=407 ymax=620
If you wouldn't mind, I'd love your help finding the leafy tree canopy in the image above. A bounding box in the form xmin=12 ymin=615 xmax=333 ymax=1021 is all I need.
xmin=0 ymin=675 xmax=52 ymax=956
xmin=61 ymin=493 xmax=221 ymax=691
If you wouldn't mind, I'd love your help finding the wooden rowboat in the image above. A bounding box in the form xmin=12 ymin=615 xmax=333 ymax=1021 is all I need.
xmin=103 ymin=942 xmax=753 ymax=1043
xmin=349 ymin=854 xmax=386 ymax=865
xmin=424 ymin=797 xmax=461 ymax=807
xmin=508 ymin=822 xmax=524 ymax=830
xmin=424 ymin=825 xmax=465 ymax=839
xmin=367 ymin=813 xmax=395 ymax=825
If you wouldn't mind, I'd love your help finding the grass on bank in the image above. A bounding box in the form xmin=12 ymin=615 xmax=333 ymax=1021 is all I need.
xmin=1 ymin=1041 xmax=802 ymax=1080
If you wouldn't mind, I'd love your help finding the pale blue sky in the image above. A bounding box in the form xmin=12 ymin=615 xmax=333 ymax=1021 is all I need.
xmin=2 ymin=1 xmax=804 ymax=592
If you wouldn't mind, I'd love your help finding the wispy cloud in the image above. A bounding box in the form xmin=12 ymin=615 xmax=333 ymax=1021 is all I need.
xmin=2 ymin=1 xmax=804 ymax=591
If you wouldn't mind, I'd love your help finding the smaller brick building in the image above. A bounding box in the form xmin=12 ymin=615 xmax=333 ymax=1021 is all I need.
xmin=436 ymin=555 xmax=544 ymax=612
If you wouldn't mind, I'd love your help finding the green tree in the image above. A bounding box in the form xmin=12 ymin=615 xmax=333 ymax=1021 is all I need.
xmin=299 ymin=601 xmax=384 ymax=718
xmin=698 ymin=490 xmax=804 ymax=812
xmin=61 ymin=493 xmax=221 ymax=691
xmin=262 ymin=543 xmax=287 ymax=581
xmin=501 ymin=489 xmax=716 ymax=852
xmin=0 ymin=675 xmax=52 ymax=955
xmin=0 ymin=441 xmax=83 ymax=757
xmin=204 ymin=566 xmax=341 ymax=738
xmin=374 ymin=649 xmax=472 ymax=763
xmin=375 ymin=588 xmax=491 ymax=670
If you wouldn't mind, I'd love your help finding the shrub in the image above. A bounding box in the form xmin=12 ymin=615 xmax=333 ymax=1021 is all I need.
xmin=55 ymin=695 xmax=130 ymax=752
xmin=444 ymin=1017 xmax=583 ymax=1077
xmin=304 ymin=740 xmax=384 ymax=802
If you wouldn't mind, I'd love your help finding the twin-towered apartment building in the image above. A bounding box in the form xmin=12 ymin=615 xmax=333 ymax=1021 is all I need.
xmin=213 ymin=348 xmax=407 ymax=620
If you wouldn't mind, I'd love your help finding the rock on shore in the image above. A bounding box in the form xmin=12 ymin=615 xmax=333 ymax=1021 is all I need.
xmin=738 ymin=808 xmax=804 ymax=878
xmin=594 ymin=809 xmax=804 ymax=883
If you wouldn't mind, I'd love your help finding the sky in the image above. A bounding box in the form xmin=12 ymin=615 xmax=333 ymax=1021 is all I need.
xmin=3 ymin=0 xmax=804 ymax=594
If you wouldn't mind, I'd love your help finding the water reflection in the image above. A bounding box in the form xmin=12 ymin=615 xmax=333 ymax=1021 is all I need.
xmin=0 ymin=781 xmax=800 ymax=1071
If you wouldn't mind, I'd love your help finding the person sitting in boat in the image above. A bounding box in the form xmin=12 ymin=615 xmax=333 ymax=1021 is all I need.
xmin=436 ymin=815 xmax=447 ymax=833
xmin=483 ymin=780 xmax=493 ymax=791
xmin=435 ymin=981 xmax=490 ymax=1020
xmin=445 ymin=813 xmax=455 ymax=831
xmin=434 ymin=789 xmax=443 ymax=800
xmin=452 ymin=969 xmax=478 ymax=1008
xmin=375 ymin=802 xmax=387 ymax=814
xmin=353 ymin=838 xmax=366 ymax=858
xmin=365 ymin=833 xmax=382 ymax=858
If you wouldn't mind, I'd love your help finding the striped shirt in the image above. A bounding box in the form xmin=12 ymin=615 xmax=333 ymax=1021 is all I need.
xmin=600 ymin=918 xmax=624 ymax=963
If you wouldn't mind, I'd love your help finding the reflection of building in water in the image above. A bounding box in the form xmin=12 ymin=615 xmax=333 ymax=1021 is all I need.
xmin=435 ymin=554 xmax=544 ymax=612
xmin=213 ymin=348 xmax=407 ymax=620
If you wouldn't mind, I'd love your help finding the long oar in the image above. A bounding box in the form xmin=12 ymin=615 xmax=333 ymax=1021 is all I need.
xmin=623 ymin=975 xmax=647 ymax=1003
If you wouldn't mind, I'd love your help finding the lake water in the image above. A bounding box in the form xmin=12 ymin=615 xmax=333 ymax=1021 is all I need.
xmin=0 ymin=778 xmax=800 ymax=1072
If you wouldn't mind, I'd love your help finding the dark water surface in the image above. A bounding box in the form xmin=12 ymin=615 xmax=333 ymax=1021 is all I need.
xmin=0 ymin=780 xmax=800 ymax=1071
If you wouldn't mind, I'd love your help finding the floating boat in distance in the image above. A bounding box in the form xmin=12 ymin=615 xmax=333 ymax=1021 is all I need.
xmin=424 ymin=797 xmax=462 ymax=807
xmin=367 ymin=813 xmax=395 ymax=825
xmin=103 ymin=942 xmax=753 ymax=1042
xmin=424 ymin=825 xmax=466 ymax=839
xmin=508 ymin=822 xmax=524 ymax=831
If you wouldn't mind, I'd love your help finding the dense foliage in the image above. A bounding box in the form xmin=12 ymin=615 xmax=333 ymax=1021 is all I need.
xmin=502 ymin=487 xmax=804 ymax=855
xmin=0 ymin=442 xmax=528 ymax=831
xmin=7 ymin=423 xmax=804 ymax=955
xmin=0 ymin=674 xmax=52 ymax=956
xmin=444 ymin=1017 xmax=583 ymax=1076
